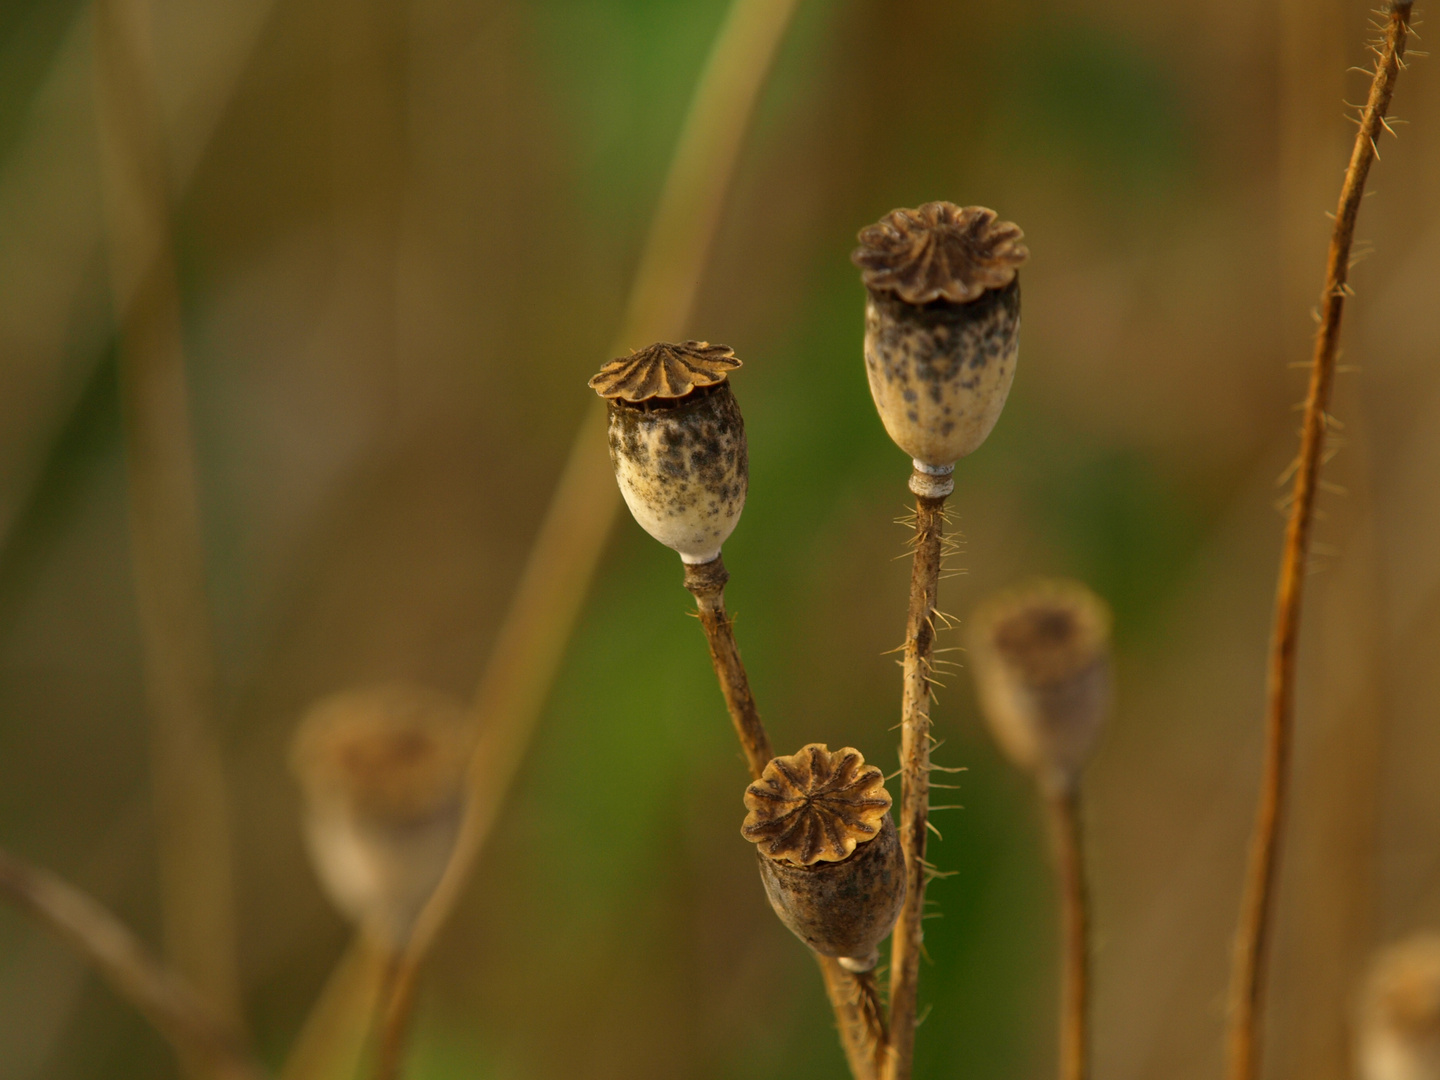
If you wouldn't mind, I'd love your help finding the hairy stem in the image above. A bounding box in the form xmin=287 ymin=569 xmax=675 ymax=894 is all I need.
xmin=93 ymin=0 xmax=242 ymax=1033
xmin=353 ymin=0 xmax=805 ymax=1072
xmin=0 ymin=847 xmax=263 ymax=1080
xmin=683 ymin=556 xmax=774 ymax=779
xmin=1046 ymin=787 xmax=1090 ymax=1080
xmin=819 ymin=955 xmax=888 ymax=1080
xmin=1226 ymin=6 xmax=1413 ymax=1079
xmin=883 ymin=490 xmax=948 ymax=1080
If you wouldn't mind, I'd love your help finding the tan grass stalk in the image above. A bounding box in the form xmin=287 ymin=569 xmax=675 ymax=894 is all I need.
xmin=881 ymin=490 xmax=948 ymax=1080
xmin=92 ymin=0 xmax=242 ymax=1033
xmin=1046 ymin=788 xmax=1090 ymax=1080
xmin=348 ymin=0 xmax=805 ymax=1074
xmin=0 ymin=846 xmax=263 ymax=1080
xmin=1226 ymin=6 xmax=1415 ymax=1078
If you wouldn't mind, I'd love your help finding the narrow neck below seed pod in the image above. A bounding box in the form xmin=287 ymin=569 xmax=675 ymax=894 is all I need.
xmin=1358 ymin=934 xmax=1440 ymax=1080
xmin=852 ymin=202 xmax=1028 ymax=490
xmin=741 ymin=744 xmax=905 ymax=970
xmin=967 ymin=580 xmax=1112 ymax=797
xmin=590 ymin=341 xmax=748 ymax=565
xmin=290 ymin=684 xmax=475 ymax=950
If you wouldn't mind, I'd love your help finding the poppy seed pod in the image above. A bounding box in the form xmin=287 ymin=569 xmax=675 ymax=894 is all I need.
xmin=1358 ymin=934 xmax=1440 ymax=1080
xmin=967 ymin=580 xmax=1112 ymax=796
xmin=289 ymin=684 xmax=474 ymax=948
xmin=590 ymin=341 xmax=747 ymax=565
xmin=741 ymin=744 xmax=905 ymax=970
xmin=852 ymin=202 xmax=1028 ymax=494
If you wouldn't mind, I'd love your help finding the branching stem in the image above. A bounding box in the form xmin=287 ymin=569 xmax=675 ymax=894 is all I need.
xmin=883 ymin=489 xmax=948 ymax=1080
xmin=1226 ymin=6 xmax=1414 ymax=1079
xmin=0 ymin=846 xmax=264 ymax=1080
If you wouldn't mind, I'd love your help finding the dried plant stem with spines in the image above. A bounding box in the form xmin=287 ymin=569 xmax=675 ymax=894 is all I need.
xmin=1046 ymin=788 xmax=1090 ymax=1080
xmin=93 ymin=0 xmax=242 ymax=1036
xmin=1226 ymin=6 xmax=1415 ymax=1080
xmin=883 ymin=488 xmax=947 ymax=1080
xmin=684 ymin=556 xmax=773 ymax=778
xmin=0 ymin=846 xmax=265 ymax=1080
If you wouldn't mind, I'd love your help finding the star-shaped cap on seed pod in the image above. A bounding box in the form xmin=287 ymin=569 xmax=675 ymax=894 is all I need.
xmin=853 ymin=202 xmax=1028 ymax=305
xmin=589 ymin=340 xmax=740 ymax=402
xmin=742 ymin=744 xmax=892 ymax=866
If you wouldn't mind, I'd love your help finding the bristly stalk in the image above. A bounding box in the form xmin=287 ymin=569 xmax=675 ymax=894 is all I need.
xmin=683 ymin=556 xmax=773 ymax=779
xmin=1047 ymin=788 xmax=1090 ymax=1080
xmin=882 ymin=488 xmax=947 ymax=1080
xmin=1226 ymin=6 xmax=1415 ymax=1079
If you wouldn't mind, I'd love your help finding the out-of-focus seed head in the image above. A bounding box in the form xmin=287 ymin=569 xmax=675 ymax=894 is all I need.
xmin=967 ymin=580 xmax=1111 ymax=795
xmin=1358 ymin=934 xmax=1440 ymax=1080
xmin=591 ymin=341 xmax=748 ymax=565
xmin=290 ymin=684 xmax=474 ymax=948
xmin=853 ymin=202 xmax=1028 ymax=471
xmin=741 ymin=744 xmax=904 ymax=967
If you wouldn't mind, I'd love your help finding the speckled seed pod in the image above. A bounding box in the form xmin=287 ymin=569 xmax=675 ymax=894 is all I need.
xmin=852 ymin=202 xmax=1028 ymax=491
xmin=967 ymin=580 xmax=1112 ymax=796
xmin=590 ymin=341 xmax=747 ymax=565
xmin=1358 ymin=934 xmax=1440 ymax=1080
xmin=741 ymin=744 xmax=904 ymax=971
xmin=289 ymin=684 xmax=474 ymax=948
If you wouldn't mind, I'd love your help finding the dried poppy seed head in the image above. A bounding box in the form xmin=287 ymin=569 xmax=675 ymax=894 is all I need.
xmin=1358 ymin=934 xmax=1440 ymax=1080
xmin=594 ymin=342 xmax=748 ymax=565
xmin=967 ymin=580 xmax=1111 ymax=795
xmin=290 ymin=684 xmax=474 ymax=947
xmin=742 ymin=745 xmax=905 ymax=965
xmin=853 ymin=202 xmax=1028 ymax=478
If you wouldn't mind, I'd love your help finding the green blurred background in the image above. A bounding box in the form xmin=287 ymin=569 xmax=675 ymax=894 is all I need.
xmin=2 ymin=0 xmax=1439 ymax=1077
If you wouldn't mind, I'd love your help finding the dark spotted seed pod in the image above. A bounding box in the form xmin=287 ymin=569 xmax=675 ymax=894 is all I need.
xmin=590 ymin=341 xmax=747 ymax=566
xmin=1357 ymin=934 xmax=1440 ymax=1080
xmin=741 ymin=744 xmax=905 ymax=970
xmin=853 ymin=202 xmax=1028 ymax=493
xmin=967 ymin=580 xmax=1112 ymax=796
xmin=290 ymin=684 xmax=474 ymax=948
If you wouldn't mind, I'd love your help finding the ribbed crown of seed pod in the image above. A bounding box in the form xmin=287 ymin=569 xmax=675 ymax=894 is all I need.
xmin=290 ymin=684 xmax=474 ymax=947
xmin=853 ymin=202 xmax=1028 ymax=472
xmin=1358 ymin=934 xmax=1440 ymax=1080
xmin=967 ymin=580 xmax=1112 ymax=794
xmin=741 ymin=745 xmax=904 ymax=968
xmin=591 ymin=341 xmax=748 ymax=565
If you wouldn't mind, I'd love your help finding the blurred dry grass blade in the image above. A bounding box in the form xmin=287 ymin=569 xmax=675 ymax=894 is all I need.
xmin=268 ymin=0 xmax=807 ymax=1075
xmin=0 ymin=846 xmax=265 ymax=1080
xmin=92 ymin=0 xmax=242 ymax=1036
xmin=1227 ymin=5 xmax=1416 ymax=1079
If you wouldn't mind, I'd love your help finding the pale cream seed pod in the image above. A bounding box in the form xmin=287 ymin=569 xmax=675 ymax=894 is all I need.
xmin=852 ymin=202 xmax=1028 ymax=495
xmin=1358 ymin=934 xmax=1440 ymax=1080
xmin=967 ymin=580 xmax=1112 ymax=796
xmin=590 ymin=341 xmax=747 ymax=565
xmin=741 ymin=744 xmax=905 ymax=970
xmin=289 ymin=684 xmax=474 ymax=949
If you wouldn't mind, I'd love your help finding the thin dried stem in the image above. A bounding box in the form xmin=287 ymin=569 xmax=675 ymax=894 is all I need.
xmin=683 ymin=556 xmax=774 ymax=779
xmin=1226 ymin=6 xmax=1414 ymax=1079
xmin=93 ymin=0 xmax=242 ymax=1032
xmin=1045 ymin=787 xmax=1090 ymax=1080
xmin=819 ymin=955 xmax=889 ymax=1080
xmin=883 ymin=490 xmax=948 ymax=1080
xmin=360 ymin=0 xmax=804 ymax=1073
xmin=277 ymin=938 xmax=388 ymax=1080
xmin=0 ymin=846 xmax=264 ymax=1080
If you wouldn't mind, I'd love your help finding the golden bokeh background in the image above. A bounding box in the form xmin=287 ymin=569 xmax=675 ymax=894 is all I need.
xmin=1 ymin=0 xmax=1438 ymax=1077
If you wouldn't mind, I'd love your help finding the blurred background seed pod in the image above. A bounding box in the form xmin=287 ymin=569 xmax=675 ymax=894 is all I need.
xmin=967 ymin=580 xmax=1112 ymax=795
xmin=853 ymin=202 xmax=1028 ymax=468
xmin=289 ymin=684 xmax=475 ymax=949
xmin=591 ymin=342 xmax=747 ymax=565
xmin=1357 ymin=934 xmax=1440 ymax=1080
xmin=742 ymin=745 xmax=904 ymax=966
